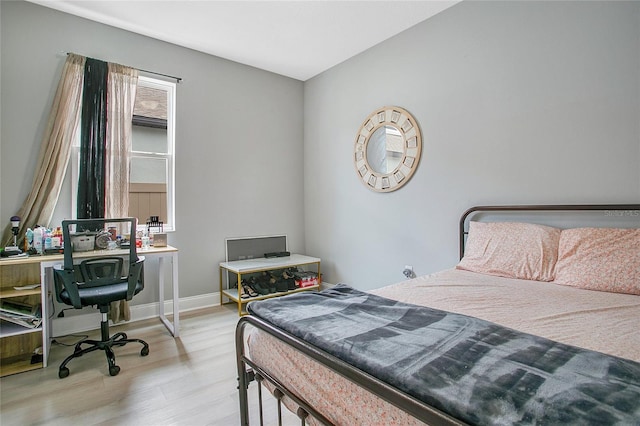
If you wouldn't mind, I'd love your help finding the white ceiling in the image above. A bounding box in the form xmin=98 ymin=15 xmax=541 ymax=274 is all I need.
xmin=27 ymin=0 xmax=460 ymax=81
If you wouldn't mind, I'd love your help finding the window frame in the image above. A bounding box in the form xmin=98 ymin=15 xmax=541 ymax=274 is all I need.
xmin=131 ymin=75 xmax=176 ymax=232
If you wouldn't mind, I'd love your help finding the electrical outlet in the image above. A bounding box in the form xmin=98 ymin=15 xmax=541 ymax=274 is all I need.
xmin=402 ymin=265 xmax=414 ymax=278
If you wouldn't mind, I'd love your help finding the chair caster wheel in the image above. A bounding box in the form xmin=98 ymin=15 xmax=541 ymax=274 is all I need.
xmin=109 ymin=365 xmax=121 ymax=376
xmin=141 ymin=347 xmax=149 ymax=357
xmin=59 ymin=367 xmax=70 ymax=379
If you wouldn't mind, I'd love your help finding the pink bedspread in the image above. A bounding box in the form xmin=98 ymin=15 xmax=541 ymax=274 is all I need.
xmin=371 ymin=269 xmax=640 ymax=362
xmin=246 ymin=269 xmax=640 ymax=425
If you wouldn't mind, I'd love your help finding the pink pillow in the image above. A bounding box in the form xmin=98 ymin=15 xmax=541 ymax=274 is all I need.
xmin=457 ymin=222 xmax=561 ymax=281
xmin=554 ymin=228 xmax=640 ymax=295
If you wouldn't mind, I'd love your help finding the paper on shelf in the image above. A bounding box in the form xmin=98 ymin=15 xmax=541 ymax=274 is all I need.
xmin=13 ymin=284 xmax=41 ymax=291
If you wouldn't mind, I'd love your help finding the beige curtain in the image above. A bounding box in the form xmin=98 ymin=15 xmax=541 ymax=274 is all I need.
xmin=105 ymin=63 xmax=139 ymax=323
xmin=105 ymin=63 xmax=138 ymax=220
xmin=1 ymin=54 xmax=85 ymax=246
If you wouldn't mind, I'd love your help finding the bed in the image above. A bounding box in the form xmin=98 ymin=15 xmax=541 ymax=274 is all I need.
xmin=235 ymin=204 xmax=640 ymax=425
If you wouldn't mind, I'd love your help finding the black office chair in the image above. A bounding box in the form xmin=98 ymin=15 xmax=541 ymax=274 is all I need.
xmin=53 ymin=217 xmax=149 ymax=378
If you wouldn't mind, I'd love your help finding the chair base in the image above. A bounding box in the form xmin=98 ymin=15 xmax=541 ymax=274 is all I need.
xmin=58 ymin=312 xmax=149 ymax=378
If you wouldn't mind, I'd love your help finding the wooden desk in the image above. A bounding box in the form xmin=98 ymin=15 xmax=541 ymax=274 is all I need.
xmin=0 ymin=245 xmax=179 ymax=376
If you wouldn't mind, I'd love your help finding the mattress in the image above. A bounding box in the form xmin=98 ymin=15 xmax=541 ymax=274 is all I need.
xmin=246 ymin=269 xmax=640 ymax=425
xmin=371 ymin=269 xmax=640 ymax=362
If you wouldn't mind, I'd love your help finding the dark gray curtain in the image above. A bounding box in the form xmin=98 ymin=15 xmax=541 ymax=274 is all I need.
xmin=77 ymin=58 xmax=108 ymax=227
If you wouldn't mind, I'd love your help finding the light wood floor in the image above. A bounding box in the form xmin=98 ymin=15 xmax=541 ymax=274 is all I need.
xmin=0 ymin=305 xmax=299 ymax=426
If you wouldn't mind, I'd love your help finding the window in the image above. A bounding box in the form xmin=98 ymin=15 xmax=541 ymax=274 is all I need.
xmin=71 ymin=75 xmax=176 ymax=231
xmin=130 ymin=76 xmax=176 ymax=232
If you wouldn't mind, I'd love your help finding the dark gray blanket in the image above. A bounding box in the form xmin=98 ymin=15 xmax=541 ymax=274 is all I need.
xmin=248 ymin=284 xmax=640 ymax=425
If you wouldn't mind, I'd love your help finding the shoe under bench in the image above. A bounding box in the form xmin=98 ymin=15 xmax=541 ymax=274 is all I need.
xmin=219 ymin=254 xmax=321 ymax=316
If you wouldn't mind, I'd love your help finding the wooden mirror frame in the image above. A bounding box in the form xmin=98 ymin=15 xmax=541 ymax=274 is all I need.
xmin=354 ymin=106 xmax=422 ymax=192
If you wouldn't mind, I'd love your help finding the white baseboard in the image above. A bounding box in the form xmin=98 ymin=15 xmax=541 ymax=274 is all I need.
xmin=52 ymin=292 xmax=221 ymax=337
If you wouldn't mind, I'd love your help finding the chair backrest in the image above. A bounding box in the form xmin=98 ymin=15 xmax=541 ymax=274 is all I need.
xmin=80 ymin=257 xmax=124 ymax=286
xmin=61 ymin=218 xmax=139 ymax=270
xmin=54 ymin=218 xmax=144 ymax=308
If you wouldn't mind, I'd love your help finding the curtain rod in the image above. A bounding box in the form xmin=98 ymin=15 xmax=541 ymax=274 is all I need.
xmin=67 ymin=52 xmax=182 ymax=83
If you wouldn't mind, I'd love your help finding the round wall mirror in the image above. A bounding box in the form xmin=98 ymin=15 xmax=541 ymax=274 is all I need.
xmin=354 ymin=106 xmax=422 ymax=192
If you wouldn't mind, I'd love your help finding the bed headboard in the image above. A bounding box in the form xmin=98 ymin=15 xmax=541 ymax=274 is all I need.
xmin=459 ymin=204 xmax=640 ymax=260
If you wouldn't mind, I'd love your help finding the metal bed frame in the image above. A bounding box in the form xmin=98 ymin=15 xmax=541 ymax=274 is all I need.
xmin=236 ymin=204 xmax=640 ymax=426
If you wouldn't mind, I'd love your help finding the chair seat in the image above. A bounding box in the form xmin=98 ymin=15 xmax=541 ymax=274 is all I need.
xmin=59 ymin=280 xmax=143 ymax=307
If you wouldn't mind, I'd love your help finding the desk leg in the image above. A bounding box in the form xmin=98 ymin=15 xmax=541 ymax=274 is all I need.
xmin=172 ymin=253 xmax=180 ymax=337
xmin=40 ymin=262 xmax=55 ymax=368
xmin=158 ymin=257 xmax=165 ymax=321
xmin=158 ymin=254 xmax=180 ymax=337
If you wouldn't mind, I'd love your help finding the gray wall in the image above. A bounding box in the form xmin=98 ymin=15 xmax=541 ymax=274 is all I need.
xmin=2 ymin=1 xmax=639 ymax=300
xmin=304 ymin=1 xmax=640 ymax=290
xmin=0 ymin=1 xmax=305 ymax=302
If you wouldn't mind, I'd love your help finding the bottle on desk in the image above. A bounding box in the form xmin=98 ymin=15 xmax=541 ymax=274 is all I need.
xmin=33 ymin=227 xmax=44 ymax=254
xmin=51 ymin=227 xmax=63 ymax=248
